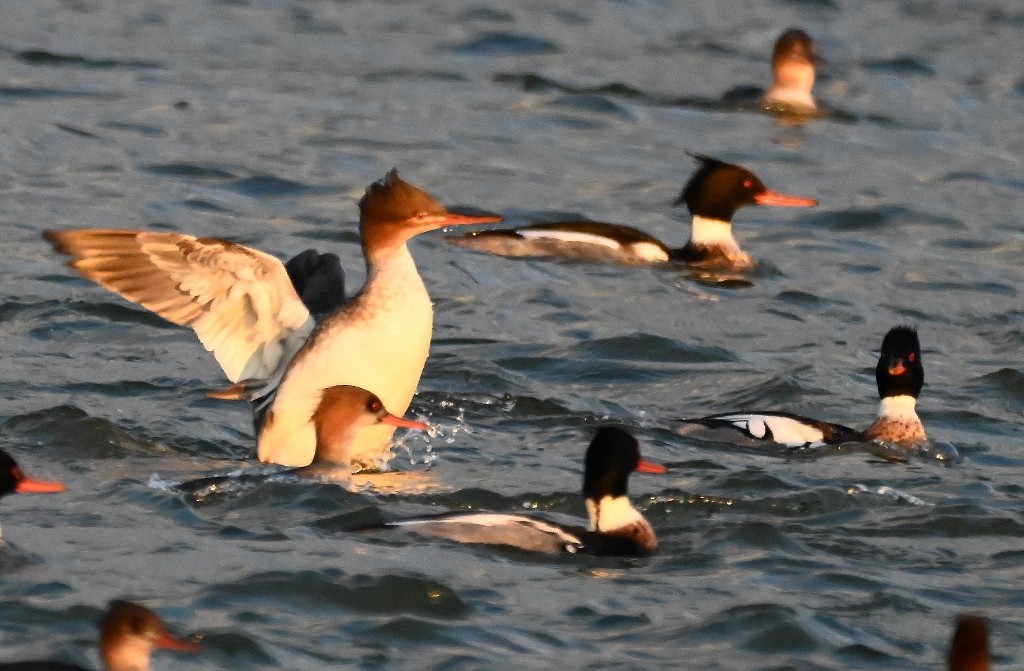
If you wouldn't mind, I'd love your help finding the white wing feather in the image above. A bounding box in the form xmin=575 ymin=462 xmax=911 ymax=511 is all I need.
xmin=46 ymin=229 xmax=314 ymax=382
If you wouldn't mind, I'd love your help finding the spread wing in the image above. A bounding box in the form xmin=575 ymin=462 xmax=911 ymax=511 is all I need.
xmin=44 ymin=229 xmax=314 ymax=383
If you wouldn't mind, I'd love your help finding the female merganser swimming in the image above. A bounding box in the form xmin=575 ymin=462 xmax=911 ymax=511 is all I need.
xmin=763 ymin=29 xmax=820 ymax=114
xmin=675 ymin=326 xmax=927 ymax=448
xmin=44 ymin=170 xmax=499 ymax=470
xmin=720 ymin=29 xmax=820 ymax=116
xmin=446 ymin=155 xmax=817 ymax=268
xmin=0 ymin=600 xmax=199 ymax=671
xmin=1 ymin=449 xmax=65 ymax=539
xmin=365 ymin=427 xmax=667 ymax=556
xmin=178 ymin=385 xmax=429 ymax=493
xmin=948 ymin=615 xmax=989 ymax=671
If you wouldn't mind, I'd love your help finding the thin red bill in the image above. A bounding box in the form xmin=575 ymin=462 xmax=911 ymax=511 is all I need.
xmin=15 ymin=476 xmax=66 ymax=494
xmin=635 ymin=459 xmax=668 ymax=474
xmin=154 ymin=631 xmax=201 ymax=653
xmin=754 ymin=190 xmax=818 ymax=207
xmin=381 ymin=413 xmax=430 ymax=431
xmin=440 ymin=211 xmax=503 ymax=226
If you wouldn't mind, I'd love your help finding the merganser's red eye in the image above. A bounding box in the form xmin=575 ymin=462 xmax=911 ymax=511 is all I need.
xmin=742 ymin=179 xmax=753 ymax=189
xmin=367 ymin=398 xmax=383 ymax=412
xmin=415 ymin=212 xmax=428 ymax=220
xmin=908 ymin=353 xmax=915 ymax=362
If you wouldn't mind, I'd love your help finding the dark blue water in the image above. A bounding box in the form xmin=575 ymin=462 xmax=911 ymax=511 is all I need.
xmin=2 ymin=1 xmax=1023 ymax=669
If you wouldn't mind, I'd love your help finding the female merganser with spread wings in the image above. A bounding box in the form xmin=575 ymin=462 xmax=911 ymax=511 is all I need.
xmin=675 ymin=327 xmax=927 ymax=448
xmin=365 ymin=427 xmax=667 ymax=556
xmin=0 ymin=600 xmax=198 ymax=671
xmin=446 ymin=155 xmax=817 ymax=268
xmin=44 ymin=170 xmax=500 ymax=470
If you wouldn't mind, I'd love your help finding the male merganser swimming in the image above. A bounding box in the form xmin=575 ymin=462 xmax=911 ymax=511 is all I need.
xmin=675 ymin=326 xmax=927 ymax=448
xmin=364 ymin=427 xmax=667 ymax=556
xmin=45 ymin=170 xmax=499 ymax=470
xmin=0 ymin=600 xmax=199 ymax=671
xmin=948 ymin=615 xmax=989 ymax=671
xmin=446 ymin=155 xmax=817 ymax=268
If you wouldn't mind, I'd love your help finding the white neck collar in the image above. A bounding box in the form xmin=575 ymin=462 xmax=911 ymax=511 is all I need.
xmin=689 ymin=215 xmax=741 ymax=255
xmin=586 ymin=495 xmax=644 ymax=533
xmin=878 ymin=395 xmax=919 ymax=421
xmin=764 ymin=86 xmax=816 ymax=111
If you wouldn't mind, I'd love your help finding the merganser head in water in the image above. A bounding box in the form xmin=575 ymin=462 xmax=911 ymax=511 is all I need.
xmin=864 ymin=326 xmax=926 ymax=443
xmin=676 ymin=326 xmax=929 ymax=451
xmin=99 ymin=601 xmax=199 ymax=671
xmin=43 ymin=170 xmax=500 ymax=472
xmin=672 ymin=154 xmax=818 ymax=267
xmin=1 ymin=449 xmax=65 ymax=538
xmin=0 ymin=450 xmax=66 ymax=499
xmin=763 ymin=28 xmax=820 ymax=114
xmin=0 ymin=600 xmax=198 ymax=671
xmin=445 ymin=156 xmax=816 ymax=268
xmin=300 ymin=385 xmax=429 ymax=474
xmin=370 ymin=426 xmax=667 ymax=556
xmin=582 ymin=426 xmax=667 ymax=552
xmin=948 ymin=615 xmax=989 ymax=671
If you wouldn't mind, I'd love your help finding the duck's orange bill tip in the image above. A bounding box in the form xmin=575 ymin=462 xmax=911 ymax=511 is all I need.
xmin=381 ymin=414 xmax=430 ymax=431
xmin=754 ymin=190 xmax=819 ymax=207
xmin=15 ymin=477 xmax=67 ymax=494
xmin=636 ymin=459 xmax=668 ymax=474
xmin=889 ymin=361 xmax=907 ymax=376
xmin=440 ymin=211 xmax=503 ymax=226
xmin=155 ymin=632 xmax=201 ymax=653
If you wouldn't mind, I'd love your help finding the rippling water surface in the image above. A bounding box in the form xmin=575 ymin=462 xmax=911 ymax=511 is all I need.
xmin=1 ymin=1 xmax=1023 ymax=669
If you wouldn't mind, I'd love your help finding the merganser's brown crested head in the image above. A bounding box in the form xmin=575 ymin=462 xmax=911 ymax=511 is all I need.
xmin=876 ymin=326 xmax=924 ymax=400
xmin=312 ymin=385 xmax=429 ymax=466
xmin=767 ymin=28 xmax=819 ymax=110
xmin=675 ymin=155 xmax=818 ymax=221
xmin=100 ymin=600 xmax=198 ymax=671
xmin=0 ymin=449 xmax=66 ymax=498
xmin=358 ymin=169 xmax=502 ymax=261
xmin=948 ymin=615 xmax=990 ymax=671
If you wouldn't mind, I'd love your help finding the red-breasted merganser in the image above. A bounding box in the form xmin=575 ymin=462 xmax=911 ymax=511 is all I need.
xmin=763 ymin=29 xmax=820 ymax=114
xmin=176 ymin=385 xmax=429 ymax=492
xmin=364 ymin=427 xmax=667 ymax=556
xmin=720 ymin=29 xmax=821 ymax=116
xmin=44 ymin=170 xmax=500 ymax=470
xmin=675 ymin=326 xmax=927 ymax=448
xmin=949 ymin=615 xmax=989 ymax=671
xmin=0 ymin=600 xmax=199 ymax=671
xmin=1 ymin=449 xmax=65 ymax=540
xmin=446 ymin=155 xmax=817 ymax=268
